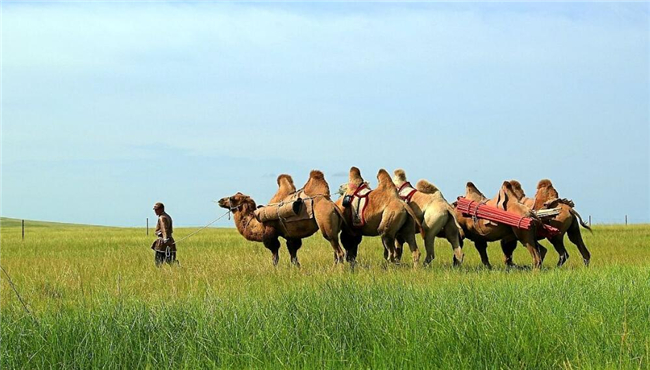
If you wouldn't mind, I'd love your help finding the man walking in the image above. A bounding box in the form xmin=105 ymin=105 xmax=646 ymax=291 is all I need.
xmin=151 ymin=202 xmax=176 ymax=266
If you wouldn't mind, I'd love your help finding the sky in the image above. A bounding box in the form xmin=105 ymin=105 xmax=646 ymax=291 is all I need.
xmin=1 ymin=2 xmax=648 ymax=227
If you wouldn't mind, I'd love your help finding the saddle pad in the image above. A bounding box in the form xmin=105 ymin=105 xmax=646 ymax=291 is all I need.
xmin=282 ymin=191 xmax=315 ymax=223
xmin=397 ymin=182 xmax=418 ymax=202
xmin=351 ymin=186 xmax=372 ymax=227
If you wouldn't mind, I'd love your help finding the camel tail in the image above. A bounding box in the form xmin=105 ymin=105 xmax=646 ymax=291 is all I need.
xmin=570 ymin=208 xmax=593 ymax=233
xmin=404 ymin=203 xmax=426 ymax=239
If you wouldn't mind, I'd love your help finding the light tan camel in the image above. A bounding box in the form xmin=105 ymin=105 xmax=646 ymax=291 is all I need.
xmin=392 ymin=169 xmax=464 ymax=266
xmin=336 ymin=167 xmax=423 ymax=266
xmin=218 ymin=171 xmax=345 ymax=266
xmin=510 ymin=179 xmax=592 ymax=266
xmin=454 ymin=181 xmax=546 ymax=268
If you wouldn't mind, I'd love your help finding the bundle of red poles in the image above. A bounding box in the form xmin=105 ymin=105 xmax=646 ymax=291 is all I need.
xmin=456 ymin=197 xmax=559 ymax=237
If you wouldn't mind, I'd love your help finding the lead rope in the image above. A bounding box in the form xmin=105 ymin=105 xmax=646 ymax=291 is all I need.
xmin=170 ymin=210 xmax=232 ymax=246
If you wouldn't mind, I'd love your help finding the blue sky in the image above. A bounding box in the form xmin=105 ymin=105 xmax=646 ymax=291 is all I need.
xmin=1 ymin=2 xmax=648 ymax=226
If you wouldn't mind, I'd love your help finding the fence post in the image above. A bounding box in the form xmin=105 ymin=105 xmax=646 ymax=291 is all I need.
xmin=146 ymin=218 xmax=149 ymax=236
xmin=588 ymin=215 xmax=591 ymax=227
xmin=625 ymin=215 xmax=627 ymax=226
xmin=22 ymin=220 xmax=25 ymax=241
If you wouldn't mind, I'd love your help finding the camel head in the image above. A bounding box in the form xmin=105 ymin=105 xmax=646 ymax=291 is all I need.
xmin=465 ymin=182 xmax=487 ymax=202
xmin=534 ymin=179 xmax=559 ymax=209
xmin=392 ymin=169 xmax=407 ymax=187
xmin=304 ymin=170 xmax=330 ymax=196
xmin=509 ymin=180 xmax=526 ymax=201
xmin=347 ymin=166 xmax=365 ymax=192
xmin=416 ymin=179 xmax=440 ymax=195
xmin=218 ymin=192 xmax=257 ymax=213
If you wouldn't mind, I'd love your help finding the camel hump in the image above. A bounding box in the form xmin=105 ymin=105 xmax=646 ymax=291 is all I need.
xmin=466 ymin=182 xmax=485 ymax=197
xmin=393 ymin=169 xmax=407 ymax=182
xmin=416 ymin=179 xmax=439 ymax=194
xmin=509 ymin=179 xmax=526 ymax=199
xmin=277 ymin=174 xmax=295 ymax=188
xmin=501 ymin=181 xmax=516 ymax=195
xmin=349 ymin=166 xmax=363 ymax=182
xmin=537 ymin=179 xmax=553 ymax=189
xmin=309 ymin=170 xmax=325 ymax=180
xmin=376 ymin=169 xmax=394 ymax=189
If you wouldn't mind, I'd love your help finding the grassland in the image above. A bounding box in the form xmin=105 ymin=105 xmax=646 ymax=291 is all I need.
xmin=1 ymin=217 xmax=649 ymax=369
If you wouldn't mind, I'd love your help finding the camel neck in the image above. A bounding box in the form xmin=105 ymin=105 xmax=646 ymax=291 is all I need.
xmin=233 ymin=210 xmax=265 ymax=242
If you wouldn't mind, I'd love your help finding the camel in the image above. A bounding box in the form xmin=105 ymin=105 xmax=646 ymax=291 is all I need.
xmin=509 ymin=179 xmax=592 ymax=267
xmin=454 ymin=181 xmax=546 ymax=268
xmin=218 ymin=171 xmax=345 ymax=267
xmin=336 ymin=167 xmax=423 ymax=266
xmin=392 ymin=169 xmax=464 ymax=266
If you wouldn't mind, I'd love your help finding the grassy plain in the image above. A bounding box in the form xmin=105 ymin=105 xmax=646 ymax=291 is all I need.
xmin=1 ymin=217 xmax=649 ymax=369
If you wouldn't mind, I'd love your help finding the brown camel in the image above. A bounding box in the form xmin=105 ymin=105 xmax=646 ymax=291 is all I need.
xmin=336 ymin=167 xmax=423 ymax=266
xmin=392 ymin=169 xmax=464 ymax=266
xmin=510 ymin=179 xmax=592 ymax=267
xmin=454 ymin=181 xmax=546 ymax=268
xmin=218 ymin=171 xmax=345 ymax=266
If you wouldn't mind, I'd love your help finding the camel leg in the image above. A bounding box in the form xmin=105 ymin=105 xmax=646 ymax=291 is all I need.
xmin=286 ymin=238 xmax=302 ymax=268
xmin=397 ymin=213 xmax=419 ymax=266
xmin=536 ymin=241 xmax=548 ymax=265
xmin=341 ymin=231 xmax=362 ymax=266
xmin=401 ymin=231 xmax=420 ymax=267
xmin=474 ymin=240 xmax=492 ymax=269
xmin=316 ymin=210 xmax=345 ymax=264
xmin=568 ymin=220 xmax=591 ymax=266
xmin=423 ymin=231 xmax=435 ymax=267
xmin=263 ymin=238 xmax=281 ymax=266
xmin=394 ymin=235 xmax=405 ymax=263
xmin=444 ymin=218 xmax=464 ymax=266
xmin=500 ymin=238 xmax=517 ymax=268
xmin=381 ymin=234 xmax=398 ymax=264
xmin=549 ymin=235 xmax=569 ymax=267
xmin=518 ymin=232 xmax=542 ymax=268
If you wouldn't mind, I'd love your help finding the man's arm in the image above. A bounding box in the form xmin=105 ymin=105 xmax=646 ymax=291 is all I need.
xmin=160 ymin=215 xmax=170 ymax=241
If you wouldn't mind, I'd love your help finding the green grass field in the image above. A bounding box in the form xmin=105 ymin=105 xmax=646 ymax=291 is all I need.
xmin=1 ymin=217 xmax=649 ymax=369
